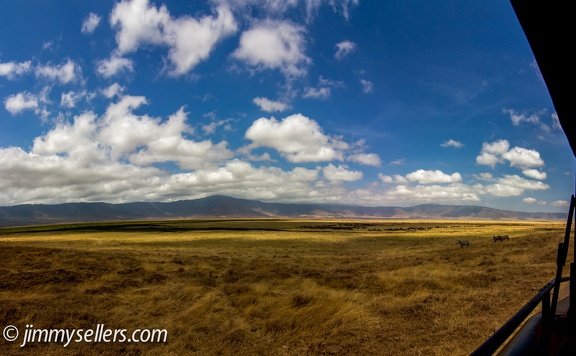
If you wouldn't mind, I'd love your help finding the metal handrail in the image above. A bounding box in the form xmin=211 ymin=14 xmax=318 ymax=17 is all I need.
xmin=471 ymin=276 xmax=570 ymax=356
xmin=472 ymin=195 xmax=575 ymax=355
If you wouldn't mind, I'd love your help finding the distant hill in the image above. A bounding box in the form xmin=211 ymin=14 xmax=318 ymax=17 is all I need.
xmin=0 ymin=195 xmax=566 ymax=227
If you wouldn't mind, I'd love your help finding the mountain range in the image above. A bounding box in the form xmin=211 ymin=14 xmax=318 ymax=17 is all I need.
xmin=0 ymin=195 xmax=567 ymax=227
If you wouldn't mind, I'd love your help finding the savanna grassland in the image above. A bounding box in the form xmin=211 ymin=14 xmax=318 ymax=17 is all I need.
xmin=0 ymin=219 xmax=570 ymax=355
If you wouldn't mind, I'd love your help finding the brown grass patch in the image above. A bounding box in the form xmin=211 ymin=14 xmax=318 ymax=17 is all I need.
xmin=0 ymin=219 xmax=568 ymax=355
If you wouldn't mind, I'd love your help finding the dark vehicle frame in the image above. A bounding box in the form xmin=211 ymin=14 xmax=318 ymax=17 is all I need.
xmin=472 ymin=1 xmax=575 ymax=354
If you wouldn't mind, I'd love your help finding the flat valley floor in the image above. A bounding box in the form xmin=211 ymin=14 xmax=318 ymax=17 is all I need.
xmin=0 ymin=219 xmax=570 ymax=355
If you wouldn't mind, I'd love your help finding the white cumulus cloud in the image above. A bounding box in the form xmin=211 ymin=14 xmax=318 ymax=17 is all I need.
xmin=476 ymin=152 xmax=502 ymax=168
xmin=485 ymin=175 xmax=549 ymax=197
xmin=233 ymin=20 xmax=310 ymax=77
xmin=323 ymin=164 xmax=362 ymax=181
xmin=110 ymin=0 xmax=171 ymax=53
xmin=4 ymin=92 xmax=39 ymax=114
xmin=244 ymin=113 xmax=348 ymax=163
xmin=109 ymin=0 xmax=237 ymax=76
xmin=481 ymin=139 xmax=510 ymax=155
xmin=502 ymin=147 xmax=544 ymax=168
xmin=406 ymin=169 xmax=462 ymax=184
xmin=522 ymin=169 xmax=547 ymax=180
xmin=385 ymin=183 xmax=480 ymax=203
xmin=476 ymin=139 xmax=544 ymax=170
xmin=31 ymin=95 xmax=234 ymax=171
xmin=163 ymin=6 xmax=237 ymax=76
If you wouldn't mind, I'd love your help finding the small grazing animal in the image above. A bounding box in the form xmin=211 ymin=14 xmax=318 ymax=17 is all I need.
xmin=456 ymin=240 xmax=469 ymax=248
xmin=493 ymin=235 xmax=509 ymax=242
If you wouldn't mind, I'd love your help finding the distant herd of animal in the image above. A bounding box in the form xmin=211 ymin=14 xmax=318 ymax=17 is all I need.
xmin=456 ymin=235 xmax=509 ymax=248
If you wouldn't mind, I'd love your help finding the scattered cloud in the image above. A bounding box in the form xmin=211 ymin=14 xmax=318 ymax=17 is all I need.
xmin=504 ymin=108 xmax=540 ymax=126
xmin=81 ymin=12 xmax=101 ymax=34
xmin=441 ymin=139 xmax=464 ymax=148
xmin=551 ymin=112 xmax=562 ymax=130
xmin=202 ymin=117 xmax=235 ymax=135
xmin=217 ymin=0 xmax=359 ymax=23
xmin=551 ymin=200 xmax=570 ymax=208
xmin=335 ymin=40 xmax=356 ymax=60
xmin=60 ymin=91 xmax=87 ymax=109
xmin=347 ymin=153 xmax=381 ymax=167
xmin=330 ymin=0 xmax=360 ymax=20
xmin=302 ymin=76 xmax=344 ymax=100
xmin=0 ymin=0 xmax=569 ymax=211
xmin=35 ymin=59 xmax=82 ymax=84
xmin=253 ymin=97 xmax=290 ymax=112
xmin=378 ymin=173 xmax=408 ymax=184
xmin=503 ymin=108 xmax=563 ymax=138
xmin=101 ymin=83 xmax=125 ymax=99
xmin=523 ymin=197 xmax=547 ymax=205
xmin=0 ymin=61 xmax=32 ymax=79
xmin=303 ymin=87 xmax=331 ymax=99
xmin=360 ymin=79 xmax=373 ymax=93
xmin=529 ymin=60 xmax=544 ymax=82
xmin=96 ymin=53 xmax=134 ymax=78
xmin=1 ymin=59 xmax=83 ymax=84
xmin=474 ymin=172 xmax=494 ymax=181
xmin=378 ymin=173 xmax=393 ymax=184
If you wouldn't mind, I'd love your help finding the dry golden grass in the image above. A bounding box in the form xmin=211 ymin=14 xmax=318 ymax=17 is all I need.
xmin=0 ymin=219 xmax=570 ymax=355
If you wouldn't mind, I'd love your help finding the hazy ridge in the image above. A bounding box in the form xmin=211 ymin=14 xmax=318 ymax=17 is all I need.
xmin=0 ymin=195 xmax=565 ymax=227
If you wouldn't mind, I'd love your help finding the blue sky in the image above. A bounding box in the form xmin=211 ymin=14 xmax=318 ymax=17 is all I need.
xmin=0 ymin=0 xmax=573 ymax=212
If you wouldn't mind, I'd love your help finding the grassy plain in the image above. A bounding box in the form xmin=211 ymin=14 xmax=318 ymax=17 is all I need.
xmin=0 ymin=219 xmax=569 ymax=355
